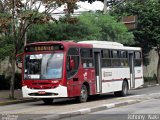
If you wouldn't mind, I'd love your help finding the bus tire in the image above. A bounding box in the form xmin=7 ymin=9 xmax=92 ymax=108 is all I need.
xmin=77 ymin=84 xmax=88 ymax=103
xmin=42 ymin=98 xmax=54 ymax=105
xmin=114 ymin=80 xmax=128 ymax=97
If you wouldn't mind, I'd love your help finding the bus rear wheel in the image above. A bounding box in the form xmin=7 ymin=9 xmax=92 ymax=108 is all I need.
xmin=114 ymin=80 xmax=128 ymax=97
xmin=42 ymin=98 xmax=54 ymax=105
xmin=77 ymin=85 xmax=88 ymax=103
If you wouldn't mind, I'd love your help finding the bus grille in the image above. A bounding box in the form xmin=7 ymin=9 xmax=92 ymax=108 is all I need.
xmin=28 ymin=93 xmax=58 ymax=96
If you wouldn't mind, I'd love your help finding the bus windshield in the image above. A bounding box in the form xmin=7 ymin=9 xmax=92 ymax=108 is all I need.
xmin=24 ymin=53 xmax=64 ymax=80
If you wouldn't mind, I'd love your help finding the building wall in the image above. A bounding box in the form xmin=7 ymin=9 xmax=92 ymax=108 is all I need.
xmin=143 ymin=49 xmax=158 ymax=77
xmin=0 ymin=57 xmax=12 ymax=76
xmin=0 ymin=57 xmax=20 ymax=76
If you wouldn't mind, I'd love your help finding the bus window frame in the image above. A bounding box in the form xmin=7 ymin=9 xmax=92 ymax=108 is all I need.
xmin=23 ymin=51 xmax=64 ymax=80
xmin=101 ymin=49 xmax=129 ymax=68
xmin=66 ymin=47 xmax=80 ymax=80
xmin=134 ymin=51 xmax=142 ymax=67
xmin=101 ymin=49 xmax=112 ymax=68
xmin=80 ymin=48 xmax=94 ymax=68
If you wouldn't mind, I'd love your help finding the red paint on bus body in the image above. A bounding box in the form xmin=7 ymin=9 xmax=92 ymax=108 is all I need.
xmin=21 ymin=41 xmax=95 ymax=98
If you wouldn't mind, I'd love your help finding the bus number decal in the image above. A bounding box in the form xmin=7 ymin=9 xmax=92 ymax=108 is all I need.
xmin=103 ymin=72 xmax=112 ymax=77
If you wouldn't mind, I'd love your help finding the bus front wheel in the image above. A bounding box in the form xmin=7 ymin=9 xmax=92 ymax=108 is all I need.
xmin=114 ymin=80 xmax=128 ymax=97
xmin=76 ymin=84 xmax=88 ymax=103
xmin=42 ymin=98 xmax=54 ymax=105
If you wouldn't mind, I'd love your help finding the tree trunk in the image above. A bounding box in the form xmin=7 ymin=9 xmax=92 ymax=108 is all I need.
xmin=9 ymin=54 xmax=16 ymax=99
xmin=157 ymin=55 xmax=160 ymax=84
xmin=103 ymin=0 xmax=108 ymax=14
xmin=9 ymin=0 xmax=16 ymax=99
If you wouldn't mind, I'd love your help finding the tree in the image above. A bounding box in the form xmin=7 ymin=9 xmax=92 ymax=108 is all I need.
xmin=0 ymin=0 xmax=68 ymax=99
xmin=78 ymin=12 xmax=134 ymax=44
xmin=27 ymin=12 xmax=134 ymax=44
xmin=27 ymin=17 xmax=98 ymax=42
xmin=111 ymin=0 xmax=160 ymax=83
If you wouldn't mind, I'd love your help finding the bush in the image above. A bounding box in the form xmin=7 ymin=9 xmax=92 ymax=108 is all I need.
xmin=144 ymin=77 xmax=154 ymax=82
xmin=0 ymin=73 xmax=21 ymax=90
xmin=14 ymin=72 xmax=21 ymax=89
xmin=0 ymin=75 xmax=10 ymax=90
xmin=144 ymin=74 xmax=157 ymax=82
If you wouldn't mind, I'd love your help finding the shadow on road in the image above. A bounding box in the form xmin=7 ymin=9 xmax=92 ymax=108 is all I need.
xmin=31 ymin=85 xmax=160 ymax=106
xmin=33 ymin=92 xmax=137 ymax=106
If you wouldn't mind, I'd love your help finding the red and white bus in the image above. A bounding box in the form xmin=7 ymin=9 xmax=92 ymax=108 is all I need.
xmin=16 ymin=40 xmax=143 ymax=104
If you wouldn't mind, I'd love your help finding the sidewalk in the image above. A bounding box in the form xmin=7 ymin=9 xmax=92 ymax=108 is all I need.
xmin=138 ymin=81 xmax=159 ymax=89
xmin=0 ymin=89 xmax=37 ymax=105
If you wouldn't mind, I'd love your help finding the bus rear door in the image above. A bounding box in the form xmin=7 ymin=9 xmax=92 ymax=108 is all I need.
xmin=129 ymin=52 xmax=135 ymax=88
xmin=94 ymin=50 xmax=102 ymax=93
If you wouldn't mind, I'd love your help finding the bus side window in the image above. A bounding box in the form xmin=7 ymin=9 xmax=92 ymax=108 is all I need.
xmin=67 ymin=48 xmax=79 ymax=79
xmin=120 ymin=51 xmax=128 ymax=67
xmin=80 ymin=48 xmax=94 ymax=68
xmin=134 ymin=51 xmax=142 ymax=66
xmin=111 ymin=50 xmax=121 ymax=67
xmin=101 ymin=50 xmax=111 ymax=67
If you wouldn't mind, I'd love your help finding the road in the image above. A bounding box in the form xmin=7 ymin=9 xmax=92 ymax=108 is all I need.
xmin=0 ymin=86 xmax=160 ymax=120
xmin=61 ymin=99 xmax=160 ymax=120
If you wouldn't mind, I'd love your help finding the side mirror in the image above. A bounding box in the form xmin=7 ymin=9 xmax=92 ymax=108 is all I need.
xmin=69 ymin=59 xmax=75 ymax=70
xmin=16 ymin=53 xmax=23 ymax=70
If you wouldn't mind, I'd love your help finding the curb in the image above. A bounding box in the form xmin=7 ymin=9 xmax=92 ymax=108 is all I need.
xmin=146 ymin=84 xmax=159 ymax=87
xmin=0 ymin=99 xmax=39 ymax=106
xmin=35 ymin=99 xmax=141 ymax=120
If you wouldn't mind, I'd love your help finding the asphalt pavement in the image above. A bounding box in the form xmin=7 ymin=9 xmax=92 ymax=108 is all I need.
xmin=0 ymin=83 xmax=160 ymax=120
xmin=60 ymin=98 xmax=160 ymax=120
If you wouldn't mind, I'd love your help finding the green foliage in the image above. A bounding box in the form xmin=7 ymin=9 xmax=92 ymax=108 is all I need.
xmin=0 ymin=75 xmax=10 ymax=90
xmin=27 ymin=24 xmax=49 ymax=43
xmin=144 ymin=74 xmax=157 ymax=83
xmin=27 ymin=13 xmax=134 ymax=44
xmin=27 ymin=21 xmax=95 ymax=42
xmin=78 ymin=12 xmax=134 ymax=44
xmin=111 ymin=0 xmax=160 ymax=65
xmin=0 ymin=73 xmax=21 ymax=90
xmin=0 ymin=36 xmax=14 ymax=60
xmin=50 ymin=22 xmax=95 ymax=41
xmin=0 ymin=0 xmax=66 ymax=60
xmin=144 ymin=77 xmax=154 ymax=82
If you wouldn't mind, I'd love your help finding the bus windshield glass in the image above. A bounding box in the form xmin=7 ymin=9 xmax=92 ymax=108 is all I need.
xmin=24 ymin=53 xmax=64 ymax=80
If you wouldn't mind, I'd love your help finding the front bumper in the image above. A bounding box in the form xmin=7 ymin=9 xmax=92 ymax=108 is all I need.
xmin=22 ymin=85 xmax=68 ymax=98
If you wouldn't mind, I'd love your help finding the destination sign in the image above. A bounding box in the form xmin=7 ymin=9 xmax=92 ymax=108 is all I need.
xmin=25 ymin=44 xmax=64 ymax=52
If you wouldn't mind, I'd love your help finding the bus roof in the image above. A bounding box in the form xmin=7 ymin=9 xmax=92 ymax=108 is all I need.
xmin=78 ymin=40 xmax=141 ymax=51
xmin=25 ymin=41 xmax=92 ymax=48
xmin=26 ymin=40 xmax=141 ymax=51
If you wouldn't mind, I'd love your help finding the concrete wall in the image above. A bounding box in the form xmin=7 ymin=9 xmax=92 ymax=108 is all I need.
xmin=0 ymin=57 xmax=12 ymax=76
xmin=0 ymin=57 xmax=20 ymax=76
xmin=143 ymin=49 xmax=158 ymax=77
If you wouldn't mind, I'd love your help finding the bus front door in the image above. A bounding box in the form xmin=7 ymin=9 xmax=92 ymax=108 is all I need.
xmin=94 ymin=51 xmax=102 ymax=93
xmin=129 ymin=53 xmax=135 ymax=88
